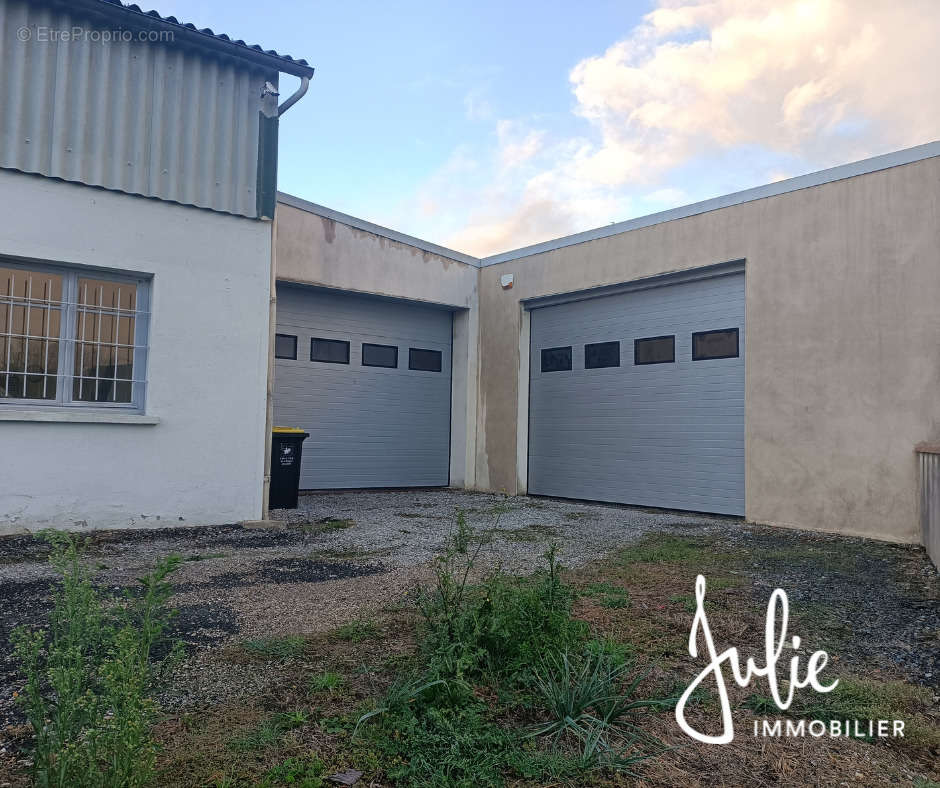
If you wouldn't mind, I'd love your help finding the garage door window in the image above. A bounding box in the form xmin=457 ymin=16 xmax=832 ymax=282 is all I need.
xmin=692 ymin=328 xmax=739 ymax=360
xmin=634 ymin=335 xmax=675 ymax=365
xmin=541 ymin=346 xmax=572 ymax=372
xmin=585 ymin=341 xmax=620 ymax=369
xmin=362 ymin=343 xmax=398 ymax=368
xmin=409 ymin=348 xmax=442 ymax=372
xmin=274 ymin=334 xmax=297 ymax=360
xmin=310 ymin=338 xmax=350 ymax=364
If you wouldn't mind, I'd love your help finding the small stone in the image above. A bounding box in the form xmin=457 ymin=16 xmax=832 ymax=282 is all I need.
xmin=327 ymin=769 xmax=363 ymax=785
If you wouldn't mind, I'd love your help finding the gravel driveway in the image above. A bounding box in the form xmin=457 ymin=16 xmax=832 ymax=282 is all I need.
xmin=1 ymin=489 xmax=936 ymax=729
xmin=0 ymin=490 xmax=720 ymax=726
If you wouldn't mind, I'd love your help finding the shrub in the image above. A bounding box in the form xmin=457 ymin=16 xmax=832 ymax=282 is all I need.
xmin=418 ymin=513 xmax=586 ymax=684
xmin=354 ymin=510 xmax=671 ymax=785
xmin=13 ymin=532 xmax=181 ymax=788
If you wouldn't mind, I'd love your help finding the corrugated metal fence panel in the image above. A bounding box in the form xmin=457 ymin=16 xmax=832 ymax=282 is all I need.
xmin=919 ymin=450 xmax=940 ymax=569
xmin=0 ymin=0 xmax=269 ymax=218
xmin=273 ymin=286 xmax=453 ymax=489
xmin=528 ymin=271 xmax=745 ymax=516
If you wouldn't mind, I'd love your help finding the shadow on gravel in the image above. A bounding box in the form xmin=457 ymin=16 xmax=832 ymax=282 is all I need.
xmin=173 ymin=558 xmax=386 ymax=594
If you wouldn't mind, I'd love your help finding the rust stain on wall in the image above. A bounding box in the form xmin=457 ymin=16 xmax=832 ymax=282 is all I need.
xmin=321 ymin=216 xmax=336 ymax=243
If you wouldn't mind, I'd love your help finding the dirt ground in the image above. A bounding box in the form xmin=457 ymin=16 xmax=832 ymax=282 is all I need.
xmin=0 ymin=489 xmax=937 ymax=786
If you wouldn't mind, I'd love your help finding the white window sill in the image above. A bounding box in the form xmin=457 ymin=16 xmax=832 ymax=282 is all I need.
xmin=0 ymin=408 xmax=160 ymax=425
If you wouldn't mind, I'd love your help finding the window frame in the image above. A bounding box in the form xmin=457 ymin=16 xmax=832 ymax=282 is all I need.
xmin=361 ymin=342 xmax=398 ymax=369
xmin=540 ymin=345 xmax=572 ymax=373
xmin=408 ymin=347 xmax=443 ymax=372
xmin=0 ymin=258 xmax=150 ymax=412
xmin=274 ymin=333 xmax=297 ymax=360
xmin=584 ymin=340 xmax=620 ymax=370
xmin=634 ymin=334 xmax=676 ymax=366
xmin=310 ymin=337 xmax=350 ymax=365
xmin=691 ymin=328 xmax=739 ymax=361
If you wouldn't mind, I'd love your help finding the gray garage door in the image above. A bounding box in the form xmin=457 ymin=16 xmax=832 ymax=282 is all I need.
xmin=273 ymin=285 xmax=452 ymax=489
xmin=528 ymin=269 xmax=744 ymax=515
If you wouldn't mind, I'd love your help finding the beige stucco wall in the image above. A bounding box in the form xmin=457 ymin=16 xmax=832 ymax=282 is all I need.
xmin=274 ymin=201 xmax=480 ymax=487
xmin=276 ymin=203 xmax=478 ymax=309
xmin=477 ymin=157 xmax=940 ymax=543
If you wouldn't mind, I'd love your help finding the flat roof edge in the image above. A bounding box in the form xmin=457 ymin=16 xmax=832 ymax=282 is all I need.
xmin=481 ymin=141 xmax=940 ymax=266
xmin=276 ymin=193 xmax=481 ymax=267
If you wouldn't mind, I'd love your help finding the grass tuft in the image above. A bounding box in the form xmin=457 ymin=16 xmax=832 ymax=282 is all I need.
xmin=309 ymin=670 xmax=344 ymax=693
xmin=332 ymin=620 xmax=381 ymax=642
xmin=618 ymin=534 xmax=708 ymax=564
xmin=240 ymin=635 xmax=306 ymax=660
xmin=227 ymin=709 xmax=311 ymax=753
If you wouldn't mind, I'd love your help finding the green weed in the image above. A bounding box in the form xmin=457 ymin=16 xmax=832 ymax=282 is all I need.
xmin=618 ymin=534 xmax=708 ymax=564
xmin=584 ymin=637 xmax=633 ymax=668
xmin=241 ymin=635 xmax=306 ymax=660
xmin=309 ymin=670 xmax=344 ymax=693
xmin=582 ymin=582 xmax=630 ymax=609
xmin=333 ymin=620 xmax=381 ymax=642
xmin=258 ymin=756 xmax=326 ymax=788
xmin=228 ymin=710 xmax=310 ymax=752
xmin=419 ymin=535 xmax=586 ymax=683
xmin=13 ymin=532 xmax=181 ymax=788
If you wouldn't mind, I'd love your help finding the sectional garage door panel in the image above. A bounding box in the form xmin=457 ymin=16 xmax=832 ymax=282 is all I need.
xmin=528 ymin=272 xmax=744 ymax=515
xmin=274 ymin=286 xmax=452 ymax=489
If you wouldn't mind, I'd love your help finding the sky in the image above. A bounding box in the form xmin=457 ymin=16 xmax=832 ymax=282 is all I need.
xmin=150 ymin=0 xmax=939 ymax=257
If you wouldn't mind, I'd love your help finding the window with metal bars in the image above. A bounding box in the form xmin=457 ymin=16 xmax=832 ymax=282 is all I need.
xmin=0 ymin=262 xmax=150 ymax=410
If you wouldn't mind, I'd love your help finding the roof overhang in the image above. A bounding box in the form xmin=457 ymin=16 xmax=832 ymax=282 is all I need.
xmin=65 ymin=0 xmax=315 ymax=78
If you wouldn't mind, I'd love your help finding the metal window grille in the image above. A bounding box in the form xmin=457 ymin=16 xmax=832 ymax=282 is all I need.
xmin=0 ymin=262 xmax=150 ymax=410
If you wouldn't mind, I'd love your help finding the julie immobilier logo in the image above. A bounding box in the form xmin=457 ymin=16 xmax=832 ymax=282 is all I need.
xmin=674 ymin=575 xmax=905 ymax=744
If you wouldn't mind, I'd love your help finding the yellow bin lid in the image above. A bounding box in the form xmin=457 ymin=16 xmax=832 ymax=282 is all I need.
xmin=272 ymin=426 xmax=307 ymax=434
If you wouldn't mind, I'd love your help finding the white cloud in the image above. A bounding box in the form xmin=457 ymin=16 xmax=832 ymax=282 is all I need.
xmin=496 ymin=121 xmax=546 ymax=169
xmin=415 ymin=0 xmax=940 ymax=256
xmin=567 ymin=0 xmax=938 ymax=180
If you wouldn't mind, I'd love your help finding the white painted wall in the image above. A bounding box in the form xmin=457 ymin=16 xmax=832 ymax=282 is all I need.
xmin=0 ymin=170 xmax=272 ymax=532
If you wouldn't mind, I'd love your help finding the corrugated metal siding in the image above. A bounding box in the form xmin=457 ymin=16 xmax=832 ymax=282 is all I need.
xmin=918 ymin=450 xmax=940 ymax=569
xmin=273 ymin=286 xmax=453 ymax=489
xmin=528 ymin=271 xmax=745 ymax=516
xmin=0 ymin=0 xmax=272 ymax=218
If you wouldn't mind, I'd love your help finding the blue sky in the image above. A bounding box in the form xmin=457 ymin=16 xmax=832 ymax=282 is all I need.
xmin=151 ymin=1 xmax=937 ymax=255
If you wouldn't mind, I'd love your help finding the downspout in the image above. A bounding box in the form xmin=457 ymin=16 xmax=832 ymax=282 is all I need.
xmin=262 ymin=207 xmax=278 ymax=520
xmin=260 ymin=73 xmax=312 ymax=521
xmin=277 ymin=76 xmax=310 ymax=116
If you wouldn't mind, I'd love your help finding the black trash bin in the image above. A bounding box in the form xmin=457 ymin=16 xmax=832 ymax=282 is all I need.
xmin=269 ymin=427 xmax=309 ymax=509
